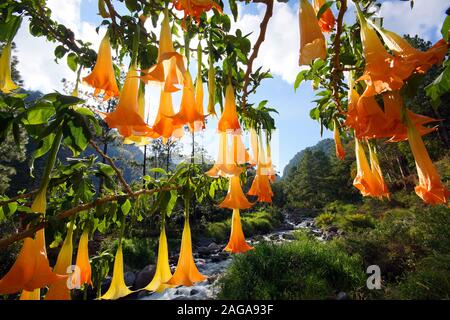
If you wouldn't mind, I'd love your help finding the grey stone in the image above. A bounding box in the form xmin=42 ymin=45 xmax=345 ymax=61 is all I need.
xmin=336 ymin=292 xmax=349 ymax=300
xmin=124 ymin=271 xmax=136 ymax=287
xmin=133 ymin=265 xmax=156 ymax=289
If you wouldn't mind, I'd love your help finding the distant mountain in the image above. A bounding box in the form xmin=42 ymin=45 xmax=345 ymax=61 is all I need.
xmin=282 ymin=139 xmax=334 ymax=178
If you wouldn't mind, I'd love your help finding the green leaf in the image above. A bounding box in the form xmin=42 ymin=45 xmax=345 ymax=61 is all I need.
xmin=67 ymin=53 xmax=78 ymax=72
xmin=165 ymin=190 xmax=178 ymax=217
xmin=121 ymin=200 xmax=132 ymax=215
xmin=24 ymin=102 xmax=56 ymax=125
xmin=125 ymin=0 xmax=140 ymax=12
xmin=54 ymin=45 xmax=68 ymax=59
xmin=34 ymin=133 xmax=56 ymax=159
xmin=229 ymin=0 xmax=238 ymax=22
xmin=441 ymin=15 xmax=450 ymax=41
xmin=294 ymin=70 xmax=308 ymax=92
xmin=98 ymin=163 xmax=115 ymax=177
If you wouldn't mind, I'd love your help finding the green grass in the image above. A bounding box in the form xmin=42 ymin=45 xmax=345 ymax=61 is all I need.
xmin=217 ymin=230 xmax=365 ymax=299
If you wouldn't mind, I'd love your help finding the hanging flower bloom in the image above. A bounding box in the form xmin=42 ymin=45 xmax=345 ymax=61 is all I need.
xmin=232 ymin=134 xmax=250 ymax=165
xmin=333 ymin=120 xmax=345 ymax=160
xmin=194 ymin=50 xmax=206 ymax=127
xmin=75 ymin=229 xmax=92 ymax=287
xmin=123 ymin=82 xmax=152 ymax=146
xmin=406 ymin=115 xmax=449 ymax=205
xmin=173 ymin=71 xmax=205 ymax=132
xmin=167 ymin=217 xmax=206 ymax=287
xmin=0 ymin=42 xmax=19 ymax=93
xmin=224 ymin=209 xmax=254 ymax=254
xmin=20 ymin=289 xmax=40 ymax=300
xmin=100 ymin=244 xmax=134 ymax=300
xmin=141 ymin=9 xmax=187 ymax=92
xmin=219 ymin=175 xmax=253 ymax=209
xmin=218 ymin=84 xmax=241 ymax=133
xmin=355 ymin=6 xmax=414 ymax=97
xmin=368 ymin=20 xmax=448 ymax=74
xmin=313 ymin=0 xmax=335 ymax=33
xmin=206 ymin=132 xmax=243 ymax=178
xmin=83 ymin=33 xmax=119 ymax=100
xmin=46 ymin=222 xmax=75 ymax=300
xmin=382 ymin=91 xmax=438 ymax=142
xmin=248 ymin=174 xmax=273 ymax=203
xmin=368 ymin=144 xmax=389 ymax=199
xmin=144 ymin=226 xmax=173 ymax=292
xmin=353 ymin=139 xmax=389 ymax=199
xmin=150 ymin=90 xmax=184 ymax=143
xmin=299 ymin=0 xmax=326 ymax=65
xmin=102 ymin=65 xmax=153 ymax=138
xmin=249 ymin=129 xmax=259 ymax=167
xmin=173 ymin=0 xmax=222 ymax=23
xmin=0 ymin=229 xmax=63 ymax=295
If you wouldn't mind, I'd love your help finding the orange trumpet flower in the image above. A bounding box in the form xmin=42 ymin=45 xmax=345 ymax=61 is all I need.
xmin=406 ymin=115 xmax=449 ymax=205
xmin=368 ymin=144 xmax=389 ymax=199
xmin=20 ymin=289 xmax=40 ymax=300
xmin=103 ymin=64 xmax=153 ymax=138
xmin=123 ymin=82 xmax=151 ymax=146
xmin=219 ymin=175 xmax=253 ymax=209
xmin=75 ymin=229 xmax=92 ymax=287
xmin=206 ymin=132 xmax=243 ymax=178
xmin=369 ymin=21 xmax=448 ymax=74
xmin=0 ymin=42 xmax=19 ymax=93
xmin=83 ymin=33 xmax=119 ymax=100
xmin=232 ymin=134 xmax=250 ymax=165
xmin=150 ymin=89 xmax=184 ymax=143
xmin=313 ymin=0 xmax=335 ymax=33
xmin=218 ymin=84 xmax=241 ymax=133
xmin=248 ymin=173 xmax=273 ymax=203
xmin=249 ymin=129 xmax=259 ymax=167
xmin=382 ymin=91 xmax=437 ymax=142
xmin=100 ymin=244 xmax=134 ymax=300
xmin=167 ymin=217 xmax=206 ymax=287
xmin=299 ymin=0 xmax=326 ymax=65
xmin=144 ymin=226 xmax=173 ymax=292
xmin=224 ymin=209 xmax=254 ymax=254
xmin=353 ymin=138 xmax=389 ymax=199
xmin=141 ymin=9 xmax=187 ymax=92
xmin=173 ymin=0 xmax=222 ymax=23
xmin=46 ymin=223 xmax=75 ymax=300
xmin=333 ymin=120 xmax=345 ymax=160
xmin=173 ymin=71 xmax=205 ymax=132
xmin=0 ymin=229 xmax=63 ymax=295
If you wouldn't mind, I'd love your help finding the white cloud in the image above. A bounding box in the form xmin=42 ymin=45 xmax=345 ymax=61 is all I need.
xmin=378 ymin=0 xmax=447 ymax=41
xmin=13 ymin=0 xmax=101 ymax=93
xmin=233 ymin=1 xmax=300 ymax=84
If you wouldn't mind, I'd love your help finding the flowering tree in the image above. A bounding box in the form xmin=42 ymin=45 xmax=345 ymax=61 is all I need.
xmin=0 ymin=0 xmax=448 ymax=300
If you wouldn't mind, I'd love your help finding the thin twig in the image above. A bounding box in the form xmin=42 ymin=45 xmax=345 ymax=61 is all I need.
xmin=241 ymin=0 xmax=274 ymax=108
xmin=89 ymin=140 xmax=134 ymax=195
xmin=0 ymin=186 xmax=178 ymax=250
xmin=331 ymin=0 xmax=348 ymax=114
xmin=0 ymin=191 xmax=37 ymax=207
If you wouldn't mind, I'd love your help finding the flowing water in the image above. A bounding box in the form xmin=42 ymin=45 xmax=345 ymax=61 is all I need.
xmin=140 ymin=215 xmax=322 ymax=300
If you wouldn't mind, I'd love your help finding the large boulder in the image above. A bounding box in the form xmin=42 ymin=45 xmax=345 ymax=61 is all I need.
xmin=133 ymin=265 xmax=156 ymax=289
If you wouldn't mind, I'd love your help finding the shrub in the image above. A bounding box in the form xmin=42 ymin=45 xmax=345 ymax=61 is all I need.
xmin=108 ymin=237 xmax=157 ymax=271
xmin=388 ymin=254 xmax=450 ymax=300
xmin=315 ymin=213 xmax=337 ymax=230
xmin=339 ymin=213 xmax=376 ymax=231
xmin=217 ymin=235 xmax=365 ymax=299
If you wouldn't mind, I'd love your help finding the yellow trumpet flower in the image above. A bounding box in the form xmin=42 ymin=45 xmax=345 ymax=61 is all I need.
xmin=46 ymin=223 xmax=75 ymax=300
xmin=299 ymin=0 xmax=326 ymax=65
xmin=144 ymin=226 xmax=173 ymax=292
xmin=100 ymin=244 xmax=134 ymax=300
xmin=167 ymin=217 xmax=206 ymax=287
xmin=0 ymin=42 xmax=19 ymax=93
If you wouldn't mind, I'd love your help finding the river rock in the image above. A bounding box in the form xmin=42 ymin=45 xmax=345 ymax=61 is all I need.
xmin=282 ymin=233 xmax=296 ymax=240
xmin=336 ymin=292 xmax=349 ymax=300
xmin=133 ymin=264 xmax=156 ymax=289
xmin=197 ymin=242 xmax=221 ymax=256
xmin=124 ymin=271 xmax=136 ymax=287
xmin=190 ymin=289 xmax=199 ymax=296
xmin=195 ymin=237 xmax=215 ymax=247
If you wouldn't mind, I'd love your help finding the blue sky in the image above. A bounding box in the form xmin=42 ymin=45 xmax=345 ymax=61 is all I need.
xmin=13 ymin=0 xmax=448 ymax=175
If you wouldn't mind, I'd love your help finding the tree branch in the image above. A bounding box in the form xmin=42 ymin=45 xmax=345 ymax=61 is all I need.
xmin=0 ymin=186 xmax=178 ymax=250
xmin=331 ymin=0 xmax=348 ymax=114
xmin=241 ymin=0 xmax=274 ymax=107
xmin=89 ymin=140 xmax=134 ymax=195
